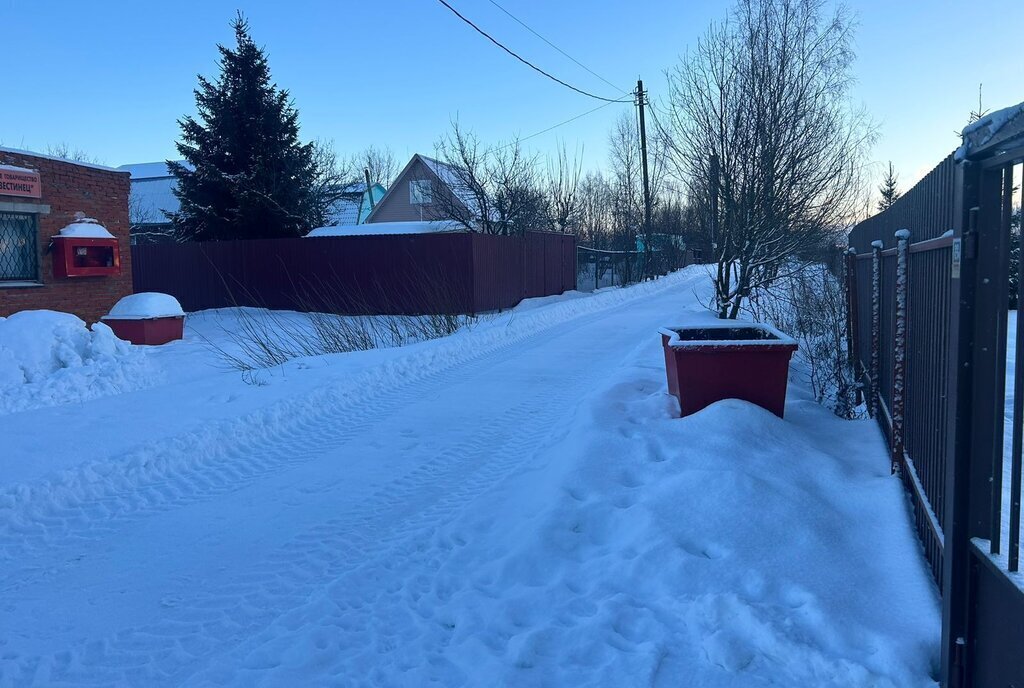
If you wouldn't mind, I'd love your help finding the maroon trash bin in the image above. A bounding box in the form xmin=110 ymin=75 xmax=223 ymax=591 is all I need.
xmin=101 ymin=293 xmax=186 ymax=346
xmin=660 ymin=323 xmax=798 ymax=418
xmin=103 ymin=316 xmax=184 ymax=346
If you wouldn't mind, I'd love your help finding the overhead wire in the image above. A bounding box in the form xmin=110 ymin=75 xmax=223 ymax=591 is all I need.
xmin=491 ymin=99 xmax=625 ymax=152
xmin=434 ymin=0 xmax=628 ymax=103
xmin=483 ymin=0 xmax=629 ymax=97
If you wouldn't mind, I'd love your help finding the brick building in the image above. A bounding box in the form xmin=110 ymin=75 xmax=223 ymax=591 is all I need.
xmin=0 ymin=148 xmax=132 ymax=323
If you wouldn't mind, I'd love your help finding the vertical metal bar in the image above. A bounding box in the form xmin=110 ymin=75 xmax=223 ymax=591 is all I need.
xmin=892 ymin=230 xmax=911 ymax=475
xmin=871 ymin=241 xmax=883 ymax=419
xmin=941 ymin=160 xmax=977 ymax=688
xmin=984 ymin=165 xmax=1013 ymax=555
xmin=847 ymin=248 xmax=863 ymax=406
xmin=1010 ymin=207 xmax=1024 ymax=570
xmin=845 ymin=248 xmax=856 ymax=365
xmin=1008 ymin=162 xmax=1023 ymax=572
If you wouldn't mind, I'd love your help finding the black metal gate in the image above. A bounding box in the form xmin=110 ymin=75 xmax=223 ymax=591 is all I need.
xmin=847 ymin=103 xmax=1023 ymax=687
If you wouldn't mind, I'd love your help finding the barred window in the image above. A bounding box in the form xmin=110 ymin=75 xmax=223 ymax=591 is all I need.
xmin=0 ymin=212 xmax=38 ymax=282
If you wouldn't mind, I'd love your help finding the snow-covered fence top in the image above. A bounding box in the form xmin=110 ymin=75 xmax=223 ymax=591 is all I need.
xmin=305 ymin=221 xmax=463 ymax=238
xmin=847 ymin=153 xmax=958 ymax=254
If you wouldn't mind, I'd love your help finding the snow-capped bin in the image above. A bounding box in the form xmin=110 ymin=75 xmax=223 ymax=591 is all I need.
xmin=51 ymin=217 xmax=121 ymax=278
xmin=660 ymin=322 xmax=798 ymax=418
xmin=101 ymin=293 xmax=185 ymax=345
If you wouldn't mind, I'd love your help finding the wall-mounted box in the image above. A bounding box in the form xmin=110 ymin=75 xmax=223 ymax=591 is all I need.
xmin=52 ymin=236 xmax=121 ymax=278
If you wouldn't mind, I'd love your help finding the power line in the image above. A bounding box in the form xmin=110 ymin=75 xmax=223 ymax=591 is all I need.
xmin=434 ymin=0 xmax=627 ymax=103
xmin=493 ymin=100 xmax=623 ymax=151
xmin=484 ymin=0 xmax=628 ymax=96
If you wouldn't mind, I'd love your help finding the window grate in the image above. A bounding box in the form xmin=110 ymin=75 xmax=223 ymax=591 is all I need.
xmin=0 ymin=212 xmax=38 ymax=281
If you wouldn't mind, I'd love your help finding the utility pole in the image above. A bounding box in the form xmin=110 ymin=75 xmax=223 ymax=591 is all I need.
xmin=636 ymin=79 xmax=653 ymax=279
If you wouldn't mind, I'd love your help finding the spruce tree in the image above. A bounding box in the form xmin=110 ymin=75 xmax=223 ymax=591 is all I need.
xmin=877 ymin=161 xmax=900 ymax=213
xmin=169 ymin=14 xmax=316 ymax=241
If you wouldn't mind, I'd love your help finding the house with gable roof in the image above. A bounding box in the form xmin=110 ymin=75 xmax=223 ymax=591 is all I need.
xmin=366 ymin=154 xmax=483 ymax=229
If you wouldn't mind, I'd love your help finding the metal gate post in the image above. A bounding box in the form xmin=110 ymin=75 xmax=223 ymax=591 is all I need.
xmin=891 ymin=230 xmax=911 ymax=475
xmin=941 ymin=160 xmax=978 ymax=688
xmin=870 ymin=240 xmax=883 ymax=419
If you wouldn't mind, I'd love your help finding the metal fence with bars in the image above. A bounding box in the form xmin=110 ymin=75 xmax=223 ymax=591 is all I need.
xmin=846 ymin=105 xmax=1023 ymax=687
xmin=575 ymin=243 xmax=695 ymax=292
xmin=575 ymin=247 xmax=643 ymax=291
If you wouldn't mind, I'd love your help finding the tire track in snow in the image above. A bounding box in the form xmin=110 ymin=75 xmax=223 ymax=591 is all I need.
xmin=0 ymin=270 xmax=700 ymax=572
xmin=6 ymin=357 xmax=594 ymax=686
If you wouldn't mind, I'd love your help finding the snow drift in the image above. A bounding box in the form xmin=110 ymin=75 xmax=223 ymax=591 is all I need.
xmin=0 ymin=310 xmax=156 ymax=415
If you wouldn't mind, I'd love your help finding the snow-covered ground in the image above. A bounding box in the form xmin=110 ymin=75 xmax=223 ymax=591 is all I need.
xmin=0 ymin=268 xmax=940 ymax=686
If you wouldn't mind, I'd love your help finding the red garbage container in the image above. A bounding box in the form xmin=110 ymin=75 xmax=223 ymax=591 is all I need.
xmin=103 ymin=316 xmax=184 ymax=346
xmin=101 ymin=293 xmax=186 ymax=346
xmin=660 ymin=323 xmax=798 ymax=418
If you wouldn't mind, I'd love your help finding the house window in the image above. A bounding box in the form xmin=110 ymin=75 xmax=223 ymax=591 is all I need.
xmin=409 ymin=179 xmax=433 ymax=205
xmin=0 ymin=212 xmax=38 ymax=282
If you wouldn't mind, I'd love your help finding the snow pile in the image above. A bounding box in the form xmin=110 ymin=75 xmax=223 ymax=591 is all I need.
xmin=57 ymin=217 xmax=115 ymax=239
xmin=105 ymin=292 xmax=185 ymax=320
xmin=0 ymin=163 xmax=35 ymax=174
xmin=955 ymin=100 xmax=1024 ymax=160
xmin=0 ymin=310 xmax=156 ymax=415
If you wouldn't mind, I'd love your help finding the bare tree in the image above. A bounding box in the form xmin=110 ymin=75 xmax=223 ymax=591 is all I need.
xmin=432 ymin=123 xmax=542 ymax=235
xmin=608 ymin=113 xmax=645 ymax=252
xmin=748 ymin=262 xmax=860 ymax=418
xmin=307 ymin=139 xmax=360 ymax=228
xmin=576 ymin=171 xmax=615 ymax=248
xmin=607 ymin=111 xmax=671 ymax=257
xmin=545 ymin=142 xmax=583 ymax=233
xmin=127 ymin=194 xmax=180 ymax=244
xmin=663 ymin=0 xmax=874 ymax=318
xmin=353 ymin=145 xmax=399 ymax=187
xmin=45 ymin=142 xmax=102 ymax=164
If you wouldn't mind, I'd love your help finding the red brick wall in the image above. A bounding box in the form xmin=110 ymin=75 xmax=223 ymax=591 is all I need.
xmin=0 ymin=150 xmax=131 ymax=324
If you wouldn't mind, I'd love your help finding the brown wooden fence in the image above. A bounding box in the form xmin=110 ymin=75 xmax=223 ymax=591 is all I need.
xmin=846 ymin=108 xmax=1024 ymax=687
xmin=132 ymin=231 xmax=576 ymax=315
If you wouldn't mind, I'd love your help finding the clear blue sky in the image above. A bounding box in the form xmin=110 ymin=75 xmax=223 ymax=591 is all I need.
xmin=1 ymin=0 xmax=1021 ymax=189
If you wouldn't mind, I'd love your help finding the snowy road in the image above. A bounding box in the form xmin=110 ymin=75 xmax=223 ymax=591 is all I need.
xmin=0 ymin=269 xmax=939 ymax=686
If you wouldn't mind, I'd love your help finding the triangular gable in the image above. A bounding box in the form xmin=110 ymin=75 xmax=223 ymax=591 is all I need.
xmin=366 ymin=153 xmax=473 ymax=223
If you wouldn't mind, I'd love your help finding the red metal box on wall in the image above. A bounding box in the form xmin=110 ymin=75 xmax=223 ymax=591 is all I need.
xmin=51 ymin=236 xmax=121 ymax=278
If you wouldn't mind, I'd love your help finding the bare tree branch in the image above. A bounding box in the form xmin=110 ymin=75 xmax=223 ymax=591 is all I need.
xmin=663 ymin=0 xmax=875 ymax=318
